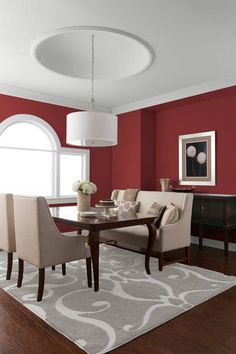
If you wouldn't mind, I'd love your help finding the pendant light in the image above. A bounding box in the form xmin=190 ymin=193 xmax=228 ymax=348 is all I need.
xmin=66 ymin=34 xmax=118 ymax=147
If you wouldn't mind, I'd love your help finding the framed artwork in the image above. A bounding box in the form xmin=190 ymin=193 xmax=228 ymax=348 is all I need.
xmin=179 ymin=131 xmax=216 ymax=186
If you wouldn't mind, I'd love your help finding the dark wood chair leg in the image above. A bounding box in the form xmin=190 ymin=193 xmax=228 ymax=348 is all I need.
xmin=6 ymin=252 xmax=13 ymax=280
xmin=89 ymin=231 xmax=100 ymax=292
xmin=145 ymin=223 xmax=157 ymax=275
xmin=86 ymin=257 xmax=92 ymax=288
xmin=17 ymin=258 xmax=24 ymax=288
xmin=62 ymin=263 xmax=66 ymax=276
xmin=159 ymin=253 xmax=164 ymax=271
xmin=185 ymin=246 xmax=190 ymax=264
xmin=51 ymin=265 xmax=55 ymax=271
xmin=37 ymin=268 xmax=45 ymax=302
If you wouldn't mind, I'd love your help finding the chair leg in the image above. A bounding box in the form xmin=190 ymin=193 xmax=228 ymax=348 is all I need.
xmin=37 ymin=268 xmax=45 ymax=302
xmin=86 ymin=258 xmax=92 ymax=288
xmin=185 ymin=246 xmax=190 ymax=264
xmin=6 ymin=252 xmax=13 ymax=280
xmin=158 ymin=253 xmax=164 ymax=271
xmin=62 ymin=263 xmax=66 ymax=276
xmin=52 ymin=265 xmax=55 ymax=271
xmin=17 ymin=258 xmax=24 ymax=288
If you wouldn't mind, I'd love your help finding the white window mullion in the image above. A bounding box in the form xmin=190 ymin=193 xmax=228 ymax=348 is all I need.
xmin=55 ymin=150 xmax=60 ymax=198
xmin=84 ymin=149 xmax=90 ymax=181
xmin=50 ymin=151 xmax=57 ymax=198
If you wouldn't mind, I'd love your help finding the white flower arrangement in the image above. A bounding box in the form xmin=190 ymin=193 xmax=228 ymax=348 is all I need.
xmin=72 ymin=180 xmax=97 ymax=195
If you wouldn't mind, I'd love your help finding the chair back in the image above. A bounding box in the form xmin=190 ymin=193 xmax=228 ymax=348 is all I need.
xmin=14 ymin=195 xmax=57 ymax=266
xmin=0 ymin=194 xmax=16 ymax=252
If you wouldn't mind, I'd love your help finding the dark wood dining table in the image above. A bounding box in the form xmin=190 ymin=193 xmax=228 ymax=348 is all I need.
xmin=50 ymin=206 xmax=156 ymax=292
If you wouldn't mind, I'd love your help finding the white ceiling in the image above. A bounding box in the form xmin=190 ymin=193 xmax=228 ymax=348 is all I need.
xmin=1 ymin=0 xmax=236 ymax=114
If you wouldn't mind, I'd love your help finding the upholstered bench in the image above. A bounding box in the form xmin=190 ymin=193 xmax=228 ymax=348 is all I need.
xmin=100 ymin=190 xmax=193 ymax=270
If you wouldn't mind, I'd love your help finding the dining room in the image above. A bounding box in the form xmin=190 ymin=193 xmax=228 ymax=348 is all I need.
xmin=0 ymin=1 xmax=236 ymax=354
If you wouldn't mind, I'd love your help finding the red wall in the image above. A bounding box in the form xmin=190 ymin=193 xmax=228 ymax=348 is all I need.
xmin=112 ymin=110 xmax=142 ymax=189
xmin=111 ymin=109 xmax=156 ymax=191
xmin=141 ymin=110 xmax=155 ymax=190
xmin=0 ymin=94 xmax=112 ymax=204
xmin=154 ymin=87 xmax=236 ymax=194
xmin=5 ymin=87 xmax=236 ymax=199
xmin=112 ymin=87 xmax=236 ymax=195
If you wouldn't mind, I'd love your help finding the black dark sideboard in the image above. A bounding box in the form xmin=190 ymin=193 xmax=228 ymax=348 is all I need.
xmin=192 ymin=194 xmax=236 ymax=256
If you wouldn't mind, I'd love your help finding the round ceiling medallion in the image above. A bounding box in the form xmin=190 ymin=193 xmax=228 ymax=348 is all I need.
xmin=32 ymin=26 xmax=154 ymax=80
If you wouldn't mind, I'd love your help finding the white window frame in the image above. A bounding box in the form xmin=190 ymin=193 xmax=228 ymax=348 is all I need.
xmin=59 ymin=147 xmax=90 ymax=198
xmin=0 ymin=114 xmax=90 ymax=204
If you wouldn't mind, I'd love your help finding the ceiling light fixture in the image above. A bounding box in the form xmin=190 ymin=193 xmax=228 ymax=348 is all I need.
xmin=66 ymin=34 xmax=117 ymax=147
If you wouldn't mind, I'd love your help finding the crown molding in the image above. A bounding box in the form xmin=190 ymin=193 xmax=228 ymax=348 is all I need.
xmin=0 ymin=83 xmax=111 ymax=113
xmin=1 ymin=75 xmax=236 ymax=116
xmin=112 ymin=75 xmax=236 ymax=115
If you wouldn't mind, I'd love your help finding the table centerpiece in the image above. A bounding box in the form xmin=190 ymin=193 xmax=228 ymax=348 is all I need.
xmin=72 ymin=180 xmax=97 ymax=211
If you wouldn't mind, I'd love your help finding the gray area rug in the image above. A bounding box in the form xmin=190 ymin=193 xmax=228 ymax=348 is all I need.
xmin=0 ymin=245 xmax=236 ymax=354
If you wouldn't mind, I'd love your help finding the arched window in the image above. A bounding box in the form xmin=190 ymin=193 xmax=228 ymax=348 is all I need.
xmin=0 ymin=114 xmax=89 ymax=201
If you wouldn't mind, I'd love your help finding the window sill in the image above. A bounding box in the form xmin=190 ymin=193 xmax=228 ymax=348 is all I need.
xmin=46 ymin=197 xmax=76 ymax=205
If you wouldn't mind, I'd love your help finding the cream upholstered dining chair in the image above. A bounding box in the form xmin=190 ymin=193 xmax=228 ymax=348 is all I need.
xmin=0 ymin=194 xmax=16 ymax=280
xmin=13 ymin=195 xmax=92 ymax=302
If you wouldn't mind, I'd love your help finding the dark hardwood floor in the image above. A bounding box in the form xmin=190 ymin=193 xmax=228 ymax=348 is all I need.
xmin=0 ymin=244 xmax=235 ymax=354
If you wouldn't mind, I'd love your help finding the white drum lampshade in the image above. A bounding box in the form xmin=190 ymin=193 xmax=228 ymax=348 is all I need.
xmin=66 ymin=111 xmax=118 ymax=147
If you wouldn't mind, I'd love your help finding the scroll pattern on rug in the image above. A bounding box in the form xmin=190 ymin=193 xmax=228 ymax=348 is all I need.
xmin=0 ymin=245 xmax=236 ymax=354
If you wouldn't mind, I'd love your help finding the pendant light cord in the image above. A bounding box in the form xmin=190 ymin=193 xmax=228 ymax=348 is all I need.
xmin=90 ymin=34 xmax=95 ymax=111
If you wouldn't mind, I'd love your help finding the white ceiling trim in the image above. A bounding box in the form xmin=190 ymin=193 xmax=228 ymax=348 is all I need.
xmin=1 ymin=75 xmax=236 ymax=116
xmin=0 ymin=83 xmax=112 ymax=113
xmin=112 ymin=75 xmax=236 ymax=115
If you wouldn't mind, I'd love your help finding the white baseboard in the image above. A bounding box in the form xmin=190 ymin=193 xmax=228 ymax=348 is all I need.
xmin=191 ymin=235 xmax=236 ymax=253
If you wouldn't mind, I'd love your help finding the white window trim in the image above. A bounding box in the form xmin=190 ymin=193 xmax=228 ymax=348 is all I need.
xmin=47 ymin=196 xmax=77 ymax=205
xmin=0 ymin=114 xmax=61 ymax=150
xmin=0 ymin=114 xmax=90 ymax=203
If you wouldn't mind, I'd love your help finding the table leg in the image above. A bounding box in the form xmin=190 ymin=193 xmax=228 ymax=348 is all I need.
xmin=145 ymin=223 xmax=156 ymax=274
xmin=88 ymin=230 xmax=100 ymax=291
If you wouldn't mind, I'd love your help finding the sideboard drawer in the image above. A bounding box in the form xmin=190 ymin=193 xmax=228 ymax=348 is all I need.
xmin=197 ymin=199 xmax=225 ymax=225
xmin=192 ymin=193 xmax=236 ymax=257
xmin=192 ymin=194 xmax=236 ymax=227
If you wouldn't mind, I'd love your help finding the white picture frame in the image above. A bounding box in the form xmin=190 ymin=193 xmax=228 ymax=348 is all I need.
xmin=179 ymin=131 xmax=216 ymax=186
